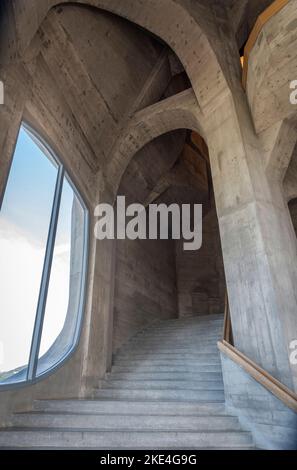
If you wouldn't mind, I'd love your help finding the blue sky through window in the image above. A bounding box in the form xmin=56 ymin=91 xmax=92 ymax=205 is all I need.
xmin=1 ymin=127 xmax=73 ymax=244
xmin=0 ymin=125 xmax=74 ymax=378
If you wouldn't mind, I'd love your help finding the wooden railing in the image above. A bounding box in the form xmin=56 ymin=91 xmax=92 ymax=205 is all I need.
xmin=223 ymin=293 xmax=233 ymax=345
xmin=218 ymin=292 xmax=297 ymax=413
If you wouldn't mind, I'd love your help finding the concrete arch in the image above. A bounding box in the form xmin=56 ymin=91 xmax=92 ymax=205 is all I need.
xmin=105 ymin=88 xmax=205 ymax=198
xmin=263 ymin=114 xmax=297 ymax=184
xmin=4 ymin=0 xmax=229 ymax=112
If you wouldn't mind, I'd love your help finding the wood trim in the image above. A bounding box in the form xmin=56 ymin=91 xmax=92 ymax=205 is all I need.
xmin=223 ymin=293 xmax=231 ymax=344
xmin=242 ymin=0 xmax=289 ymax=89
xmin=223 ymin=292 xmax=233 ymax=345
xmin=218 ymin=340 xmax=297 ymax=413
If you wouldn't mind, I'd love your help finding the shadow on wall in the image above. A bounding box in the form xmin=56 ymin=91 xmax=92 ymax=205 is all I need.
xmin=176 ymin=203 xmax=226 ymax=317
xmin=288 ymin=198 xmax=297 ymax=238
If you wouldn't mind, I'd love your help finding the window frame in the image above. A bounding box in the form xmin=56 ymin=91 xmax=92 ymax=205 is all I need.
xmin=0 ymin=121 xmax=89 ymax=390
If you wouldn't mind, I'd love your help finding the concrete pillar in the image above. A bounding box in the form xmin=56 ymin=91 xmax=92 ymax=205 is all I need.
xmin=205 ymin=87 xmax=297 ymax=392
xmin=81 ymin=186 xmax=116 ymax=391
xmin=0 ymin=64 xmax=30 ymax=205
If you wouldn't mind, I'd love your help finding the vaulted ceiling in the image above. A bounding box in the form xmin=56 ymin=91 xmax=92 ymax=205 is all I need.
xmin=24 ymin=4 xmax=191 ymax=177
xmin=228 ymin=0 xmax=275 ymax=50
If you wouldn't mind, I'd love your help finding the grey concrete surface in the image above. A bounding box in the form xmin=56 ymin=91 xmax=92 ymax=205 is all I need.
xmin=220 ymin=352 xmax=297 ymax=450
xmin=0 ymin=315 xmax=254 ymax=449
xmin=0 ymin=0 xmax=296 ymax=451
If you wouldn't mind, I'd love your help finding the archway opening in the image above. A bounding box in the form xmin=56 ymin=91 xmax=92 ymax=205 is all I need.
xmin=112 ymin=128 xmax=226 ymax=354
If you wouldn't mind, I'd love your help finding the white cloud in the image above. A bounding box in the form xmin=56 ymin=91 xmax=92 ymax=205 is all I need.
xmin=0 ymin=218 xmax=70 ymax=373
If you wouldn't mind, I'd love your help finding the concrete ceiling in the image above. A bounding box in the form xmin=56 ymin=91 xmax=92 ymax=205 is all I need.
xmin=28 ymin=5 xmax=189 ymax=171
xmin=118 ymin=129 xmax=210 ymax=209
xmin=228 ymin=0 xmax=275 ymax=50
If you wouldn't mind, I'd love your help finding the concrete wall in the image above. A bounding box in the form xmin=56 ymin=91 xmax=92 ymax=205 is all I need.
xmin=0 ymin=4 xmax=169 ymax=425
xmin=37 ymin=5 xmax=164 ymax=171
xmin=246 ymin=1 xmax=297 ymax=133
xmin=220 ymin=352 xmax=297 ymax=450
xmin=113 ymin=238 xmax=177 ymax=352
xmin=0 ymin=0 xmax=297 ymax=450
xmin=175 ymin=205 xmax=225 ymax=317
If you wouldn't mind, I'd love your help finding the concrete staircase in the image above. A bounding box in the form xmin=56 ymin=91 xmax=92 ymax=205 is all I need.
xmin=0 ymin=314 xmax=254 ymax=449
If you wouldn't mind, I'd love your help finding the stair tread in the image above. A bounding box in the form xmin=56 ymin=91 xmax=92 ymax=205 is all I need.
xmin=0 ymin=315 xmax=254 ymax=450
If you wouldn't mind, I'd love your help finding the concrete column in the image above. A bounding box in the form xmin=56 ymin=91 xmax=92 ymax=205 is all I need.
xmin=205 ymin=88 xmax=297 ymax=391
xmin=81 ymin=186 xmax=116 ymax=391
xmin=0 ymin=64 xmax=30 ymax=205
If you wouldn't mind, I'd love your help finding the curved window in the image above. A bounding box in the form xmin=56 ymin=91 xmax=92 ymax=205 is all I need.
xmin=0 ymin=123 xmax=88 ymax=386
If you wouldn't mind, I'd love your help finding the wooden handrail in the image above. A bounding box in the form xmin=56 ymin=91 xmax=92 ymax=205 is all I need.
xmin=219 ymin=292 xmax=297 ymax=413
xmin=242 ymin=0 xmax=289 ymax=89
xmin=223 ymin=292 xmax=233 ymax=345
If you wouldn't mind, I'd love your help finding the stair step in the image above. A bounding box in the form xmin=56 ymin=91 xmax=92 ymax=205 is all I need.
xmin=123 ymin=340 xmax=218 ymax=354
xmin=0 ymin=313 xmax=255 ymax=450
xmin=148 ymin=327 xmax=223 ymax=334
xmin=108 ymin=371 xmax=223 ymax=380
xmin=102 ymin=380 xmax=224 ymax=391
xmin=143 ymin=327 xmax=222 ymax=334
xmin=0 ymin=430 xmax=253 ymax=449
xmin=160 ymin=313 xmax=224 ymax=324
xmin=113 ymin=359 xmax=221 ymax=367
xmin=34 ymin=400 xmax=227 ymax=415
xmin=158 ymin=318 xmax=223 ymax=326
xmin=151 ymin=325 xmax=223 ymax=332
xmin=134 ymin=334 xmax=222 ymax=341
xmin=127 ymin=338 xmax=220 ymax=346
xmin=148 ymin=319 xmax=223 ymax=326
xmin=94 ymin=388 xmax=225 ymax=401
xmin=155 ymin=317 xmax=223 ymax=326
xmin=149 ymin=321 xmax=222 ymax=326
xmin=111 ymin=364 xmax=222 ymax=373
xmin=116 ymin=353 xmax=220 ymax=361
xmin=127 ymin=342 xmax=221 ymax=350
xmin=118 ymin=347 xmax=219 ymax=355
xmin=12 ymin=413 xmax=241 ymax=431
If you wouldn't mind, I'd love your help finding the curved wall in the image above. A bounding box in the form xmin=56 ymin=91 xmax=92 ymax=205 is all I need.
xmin=0 ymin=3 xmax=171 ymax=425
